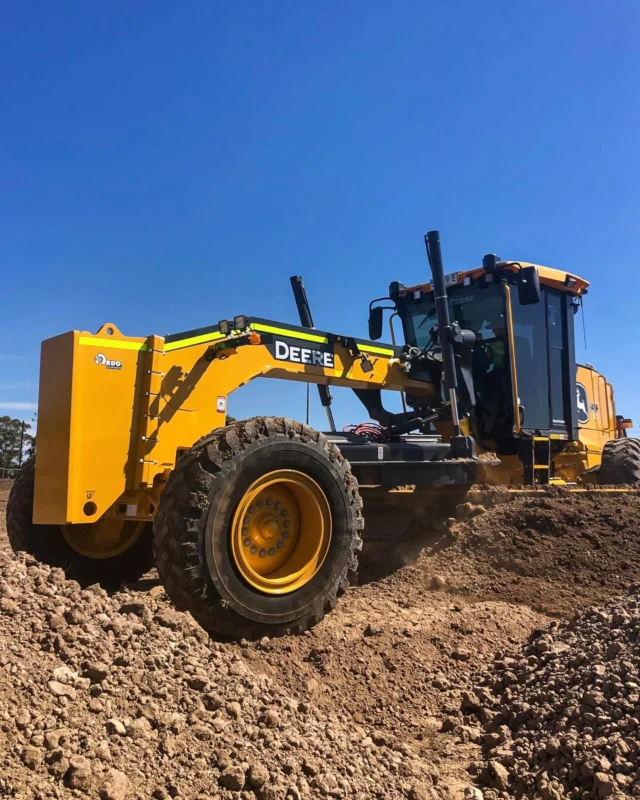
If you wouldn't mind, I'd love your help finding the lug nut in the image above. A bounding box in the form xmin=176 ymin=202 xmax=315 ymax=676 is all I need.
xmin=274 ymin=502 xmax=281 ymax=509
xmin=281 ymin=510 xmax=287 ymax=517
xmin=268 ymin=547 xmax=276 ymax=556
xmin=259 ymin=549 xmax=266 ymax=558
xmin=277 ymin=540 xmax=284 ymax=549
xmin=282 ymin=531 xmax=289 ymax=539
xmin=250 ymin=546 xmax=257 ymax=554
xmin=266 ymin=498 xmax=273 ymax=506
xmin=257 ymin=499 xmax=263 ymax=507
xmin=283 ymin=520 xmax=290 ymax=528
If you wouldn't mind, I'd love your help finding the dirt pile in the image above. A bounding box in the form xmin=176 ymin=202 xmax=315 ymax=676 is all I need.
xmin=1 ymin=481 xmax=639 ymax=800
xmin=421 ymin=490 xmax=640 ymax=616
xmin=0 ymin=549 xmax=439 ymax=800
xmin=460 ymin=587 xmax=640 ymax=798
xmin=245 ymin=559 xmax=547 ymax=753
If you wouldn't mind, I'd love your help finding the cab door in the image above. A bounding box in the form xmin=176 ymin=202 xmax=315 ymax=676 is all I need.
xmin=546 ymin=291 xmax=571 ymax=435
xmin=510 ymin=287 xmax=575 ymax=438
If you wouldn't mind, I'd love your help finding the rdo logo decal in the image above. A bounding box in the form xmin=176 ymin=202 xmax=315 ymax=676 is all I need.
xmin=94 ymin=353 xmax=122 ymax=370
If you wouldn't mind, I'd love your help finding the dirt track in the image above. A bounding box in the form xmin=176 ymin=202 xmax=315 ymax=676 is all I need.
xmin=1 ymin=485 xmax=639 ymax=799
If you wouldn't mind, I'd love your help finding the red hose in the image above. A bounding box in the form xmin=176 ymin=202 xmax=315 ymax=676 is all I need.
xmin=342 ymin=422 xmax=390 ymax=441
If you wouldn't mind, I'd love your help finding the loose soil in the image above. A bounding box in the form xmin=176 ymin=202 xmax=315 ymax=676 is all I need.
xmin=1 ymin=484 xmax=639 ymax=799
xmin=421 ymin=489 xmax=640 ymax=617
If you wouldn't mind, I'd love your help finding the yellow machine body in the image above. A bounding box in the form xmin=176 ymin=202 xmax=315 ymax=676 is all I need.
xmin=34 ymin=320 xmax=430 ymax=525
xmin=552 ymin=363 xmax=618 ymax=483
xmin=402 ymin=261 xmax=590 ymax=301
xmin=33 ymin=260 xmax=629 ymax=530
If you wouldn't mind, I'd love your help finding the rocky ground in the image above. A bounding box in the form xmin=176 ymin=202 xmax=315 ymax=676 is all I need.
xmin=1 ymin=485 xmax=639 ymax=799
xmin=459 ymin=588 xmax=640 ymax=799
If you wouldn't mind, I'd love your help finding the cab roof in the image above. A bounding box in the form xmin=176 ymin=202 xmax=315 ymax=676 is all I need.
xmin=402 ymin=262 xmax=589 ymax=297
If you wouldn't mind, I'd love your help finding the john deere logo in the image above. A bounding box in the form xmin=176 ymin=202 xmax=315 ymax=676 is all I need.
xmin=94 ymin=353 xmax=122 ymax=370
xmin=576 ymin=383 xmax=589 ymax=424
xmin=272 ymin=340 xmax=335 ymax=369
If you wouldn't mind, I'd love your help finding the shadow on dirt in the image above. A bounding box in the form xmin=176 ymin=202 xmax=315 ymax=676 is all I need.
xmin=354 ymin=486 xmax=466 ymax=585
xmin=356 ymin=524 xmax=454 ymax=584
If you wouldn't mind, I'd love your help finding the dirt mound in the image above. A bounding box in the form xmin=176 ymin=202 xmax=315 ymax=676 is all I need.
xmin=0 ymin=486 xmax=551 ymax=800
xmin=419 ymin=490 xmax=640 ymax=616
xmin=245 ymin=565 xmax=546 ymax=769
xmin=239 ymin=488 xmax=640 ymax=789
xmin=1 ymin=482 xmax=639 ymax=799
xmin=461 ymin=587 xmax=640 ymax=798
xmin=0 ymin=548 xmax=445 ymax=800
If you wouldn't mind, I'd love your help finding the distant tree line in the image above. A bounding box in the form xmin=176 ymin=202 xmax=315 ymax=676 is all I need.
xmin=0 ymin=414 xmax=239 ymax=472
xmin=0 ymin=416 xmax=35 ymax=469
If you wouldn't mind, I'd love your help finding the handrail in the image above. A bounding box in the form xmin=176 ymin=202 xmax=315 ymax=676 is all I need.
xmin=504 ymin=285 xmax=521 ymax=434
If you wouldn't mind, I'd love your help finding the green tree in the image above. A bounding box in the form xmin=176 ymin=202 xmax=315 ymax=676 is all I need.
xmin=0 ymin=416 xmax=34 ymax=469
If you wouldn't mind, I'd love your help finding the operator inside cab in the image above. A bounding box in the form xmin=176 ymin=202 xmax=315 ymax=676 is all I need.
xmin=472 ymin=320 xmax=510 ymax=442
xmin=401 ymin=282 xmax=527 ymax=447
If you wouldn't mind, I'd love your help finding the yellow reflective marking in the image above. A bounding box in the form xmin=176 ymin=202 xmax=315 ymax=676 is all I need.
xmin=253 ymin=323 xmax=328 ymax=344
xmin=158 ymin=323 xmax=396 ymax=357
xmin=79 ymin=337 xmax=148 ymax=351
xmin=359 ymin=344 xmax=395 ymax=356
xmin=253 ymin=324 xmax=395 ymax=356
xmin=164 ymin=331 xmax=224 ymax=352
xmin=508 ymin=487 xmax=640 ymax=494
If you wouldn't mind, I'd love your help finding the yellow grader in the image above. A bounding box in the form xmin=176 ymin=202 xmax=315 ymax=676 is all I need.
xmin=7 ymin=231 xmax=638 ymax=638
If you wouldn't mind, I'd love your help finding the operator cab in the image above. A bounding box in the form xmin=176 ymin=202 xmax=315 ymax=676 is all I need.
xmin=383 ymin=261 xmax=588 ymax=453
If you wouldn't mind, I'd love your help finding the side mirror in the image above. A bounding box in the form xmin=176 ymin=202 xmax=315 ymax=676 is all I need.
xmin=517 ymin=266 xmax=541 ymax=305
xmin=368 ymin=306 xmax=384 ymax=340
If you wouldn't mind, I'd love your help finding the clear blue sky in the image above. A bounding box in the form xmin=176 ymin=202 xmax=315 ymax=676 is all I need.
xmin=1 ymin=1 xmax=639 ymax=434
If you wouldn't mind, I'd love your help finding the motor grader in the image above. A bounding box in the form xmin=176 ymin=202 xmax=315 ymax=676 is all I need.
xmin=7 ymin=231 xmax=639 ymax=638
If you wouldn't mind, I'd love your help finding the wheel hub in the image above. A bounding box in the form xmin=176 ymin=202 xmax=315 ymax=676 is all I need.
xmin=62 ymin=518 xmax=145 ymax=560
xmin=231 ymin=470 xmax=331 ymax=595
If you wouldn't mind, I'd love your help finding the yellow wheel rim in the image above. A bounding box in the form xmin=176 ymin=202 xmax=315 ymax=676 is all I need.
xmin=231 ymin=469 xmax=331 ymax=595
xmin=62 ymin=519 xmax=145 ymax=560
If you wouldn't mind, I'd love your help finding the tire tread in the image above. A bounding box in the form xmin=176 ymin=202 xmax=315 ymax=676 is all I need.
xmin=6 ymin=459 xmax=154 ymax=585
xmin=153 ymin=416 xmax=362 ymax=638
xmin=598 ymin=438 xmax=640 ymax=485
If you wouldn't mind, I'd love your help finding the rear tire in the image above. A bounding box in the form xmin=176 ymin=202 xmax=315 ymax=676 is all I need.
xmin=153 ymin=417 xmax=363 ymax=639
xmin=6 ymin=459 xmax=155 ymax=586
xmin=598 ymin=438 xmax=640 ymax=485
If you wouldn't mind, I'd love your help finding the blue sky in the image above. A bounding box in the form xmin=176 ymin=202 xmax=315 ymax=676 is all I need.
xmin=1 ymin=1 xmax=639 ymax=434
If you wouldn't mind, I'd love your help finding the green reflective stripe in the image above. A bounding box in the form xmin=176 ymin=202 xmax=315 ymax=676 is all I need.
xmin=359 ymin=344 xmax=395 ymax=356
xmin=253 ymin=323 xmax=395 ymax=356
xmin=161 ymin=322 xmax=396 ymax=358
xmin=79 ymin=336 xmax=148 ymax=351
xmin=164 ymin=331 xmax=224 ymax=352
xmin=252 ymin=323 xmax=328 ymax=344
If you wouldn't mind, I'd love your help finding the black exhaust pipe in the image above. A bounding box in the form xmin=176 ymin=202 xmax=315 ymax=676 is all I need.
xmin=289 ymin=276 xmax=336 ymax=432
xmin=424 ymin=231 xmax=474 ymax=458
